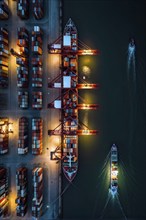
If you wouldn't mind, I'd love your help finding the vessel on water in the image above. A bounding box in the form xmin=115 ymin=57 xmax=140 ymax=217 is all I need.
xmin=110 ymin=144 xmax=118 ymax=197
xmin=48 ymin=18 xmax=99 ymax=182
xmin=128 ymin=38 xmax=135 ymax=54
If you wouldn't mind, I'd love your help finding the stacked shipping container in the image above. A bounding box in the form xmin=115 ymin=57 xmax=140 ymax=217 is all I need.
xmin=17 ymin=0 xmax=29 ymax=19
xmin=18 ymin=91 xmax=28 ymax=109
xmin=32 ymin=65 xmax=43 ymax=88
xmin=32 ymin=26 xmax=43 ymax=55
xmin=18 ymin=117 xmax=29 ymax=154
xmin=32 ymin=91 xmax=42 ymax=110
xmin=0 ymin=0 xmax=9 ymax=19
xmin=0 ymin=167 xmax=8 ymax=217
xmin=0 ymin=27 xmax=9 ymax=88
xmin=17 ymin=27 xmax=29 ymax=88
xmin=0 ymin=118 xmax=9 ymax=154
xmin=32 ymin=0 xmax=44 ymax=20
xmin=32 ymin=118 xmax=43 ymax=155
xmin=32 ymin=167 xmax=43 ymax=217
xmin=32 ymin=26 xmax=43 ymax=88
xmin=15 ymin=167 xmax=28 ymax=217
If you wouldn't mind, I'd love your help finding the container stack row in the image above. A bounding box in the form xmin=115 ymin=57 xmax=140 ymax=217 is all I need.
xmin=0 ymin=0 xmax=9 ymax=20
xmin=17 ymin=0 xmax=29 ymax=20
xmin=32 ymin=26 xmax=43 ymax=88
xmin=18 ymin=92 xmax=43 ymax=110
xmin=32 ymin=91 xmax=42 ymax=110
xmin=31 ymin=56 xmax=43 ymax=87
xmin=32 ymin=26 xmax=43 ymax=55
xmin=18 ymin=117 xmax=29 ymax=154
xmin=32 ymin=63 xmax=43 ymax=88
xmin=32 ymin=0 xmax=44 ymax=20
xmin=0 ymin=118 xmax=9 ymax=154
xmin=0 ymin=27 xmax=9 ymax=88
xmin=17 ymin=27 xmax=29 ymax=88
xmin=0 ymin=167 xmax=8 ymax=218
xmin=18 ymin=91 xmax=28 ymax=109
xmin=15 ymin=167 xmax=28 ymax=217
xmin=16 ymin=0 xmax=44 ymax=20
xmin=32 ymin=167 xmax=43 ymax=218
xmin=32 ymin=118 xmax=43 ymax=155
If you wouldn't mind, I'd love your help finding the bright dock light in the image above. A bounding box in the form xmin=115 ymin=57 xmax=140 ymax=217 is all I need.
xmin=82 ymin=65 xmax=91 ymax=74
xmin=51 ymin=54 xmax=60 ymax=65
xmin=82 ymin=50 xmax=94 ymax=55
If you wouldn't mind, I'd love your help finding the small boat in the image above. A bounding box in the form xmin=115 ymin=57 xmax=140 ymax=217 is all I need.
xmin=128 ymin=38 xmax=135 ymax=54
xmin=109 ymin=144 xmax=118 ymax=197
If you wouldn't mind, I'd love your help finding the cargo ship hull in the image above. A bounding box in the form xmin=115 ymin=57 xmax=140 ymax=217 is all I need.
xmin=62 ymin=19 xmax=78 ymax=182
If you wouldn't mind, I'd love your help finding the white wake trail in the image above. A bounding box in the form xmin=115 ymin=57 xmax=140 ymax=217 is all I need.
xmin=127 ymin=40 xmax=136 ymax=82
xmin=99 ymin=193 xmax=111 ymax=219
xmin=115 ymin=194 xmax=128 ymax=220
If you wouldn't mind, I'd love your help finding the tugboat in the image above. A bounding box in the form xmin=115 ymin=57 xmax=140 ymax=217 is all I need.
xmin=109 ymin=144 xmax=118 ymax=197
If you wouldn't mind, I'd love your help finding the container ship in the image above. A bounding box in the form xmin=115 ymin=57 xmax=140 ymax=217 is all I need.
xmin=110 ymin=144 xmax=118 ymax=197
xmin=48 ymin=18 xmax=99 ymax=182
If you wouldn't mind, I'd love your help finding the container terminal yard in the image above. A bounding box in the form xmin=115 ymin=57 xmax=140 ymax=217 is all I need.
xmin=0 ymin=0 xmax=62 ymax=219
xmin=0 ymin=0 xmax=99 ymax=219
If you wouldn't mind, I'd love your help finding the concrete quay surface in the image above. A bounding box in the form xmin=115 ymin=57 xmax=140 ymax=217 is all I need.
xmin=0 ymin=0 xmax=63 ymax=219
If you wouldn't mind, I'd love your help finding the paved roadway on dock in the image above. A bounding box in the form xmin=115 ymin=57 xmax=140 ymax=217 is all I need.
xmin=0 ymin=0 xmax=62 ymax=219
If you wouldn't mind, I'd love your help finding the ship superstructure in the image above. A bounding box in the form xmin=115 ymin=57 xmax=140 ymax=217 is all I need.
xmin=48 ymin=18 xmax=99 ymax=182
xmin=110 ymin=144 xmax=118 ymax=197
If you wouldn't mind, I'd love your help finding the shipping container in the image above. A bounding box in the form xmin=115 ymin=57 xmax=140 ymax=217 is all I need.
xmin=15 ymin=167 xmax=28 ymax=216
xmin=17 ymin=39 xmax=28 ymax=47
xmin=13 ymin=27 xmax=30 ymax=89
xmin=0 ymin=1 xmax=9 ymax=20
xmin=17 ymin=66 xmax=29 ymax=88
xmin=0 ymin=27 xmax=9 ymax=88
xmin=17 ymin=27 xmax=29 ymax=39
xmin=32 ymin=26 xmax=43 ymax=55
xmin=32 ymin=0 xmax=44 ymax=20
xmin=18 ymin=91 xmax=28 ymax=109
xmin=18 ymin=117 xmax=29 ymax=154
xmin=32 ymin=92 xmax=42 ymax=110
xmin=0 ymin=166 xmax=8 ymax=217
xmin=17 ymin=0 xmax=29 ymax=19
xmin=16 ymin=57 xmax=28 ymax=66
xmin=31 ymin=56 xmax=42 ymax=66
xmin=0 ymin=27 xmax=8 ymax=39
xmin=32 ymin=66 xmax=42 ymax=88
xmin=32 ymin=118 xmax=43 ymax=155
xmin=32 ymin=167 xmax=43 ymax=217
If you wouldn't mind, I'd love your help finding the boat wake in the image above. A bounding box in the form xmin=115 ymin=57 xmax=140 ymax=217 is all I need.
xmin=99 ymin=192 xmax=111 ymax=219
xmin=126 ymin=39 xmax=138 ymax=160
xmin=127 ymin=38 xmax=136 ymax=82
xmin=96 ymin=149 xmax=110 ymax=181
xmin=94 ymin=148 xmax=128 ymax=220
xmin=115 ymin=194 xmax=128 ymax=220
xmin=99 ymin=193 xmax=127 ymax=220
xmin=120 ymin=159 xmax=137 ymax=185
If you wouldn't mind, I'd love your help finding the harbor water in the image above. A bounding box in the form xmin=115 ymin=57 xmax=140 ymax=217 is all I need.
xmin=62 ymin=0 xmax=146 ymax=219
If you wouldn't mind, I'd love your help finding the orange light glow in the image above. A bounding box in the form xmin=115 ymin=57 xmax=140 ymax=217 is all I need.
xmin=82 ymin=50 xmax=94 ymax=55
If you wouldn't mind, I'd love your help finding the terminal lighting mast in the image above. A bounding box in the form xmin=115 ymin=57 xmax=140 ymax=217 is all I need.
xmin=48 ymin=18 xmax=100 ymax=182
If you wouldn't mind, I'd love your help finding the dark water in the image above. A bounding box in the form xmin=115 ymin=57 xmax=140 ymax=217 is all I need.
xmin=62 ymin=0 xmax=146 ymax=219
